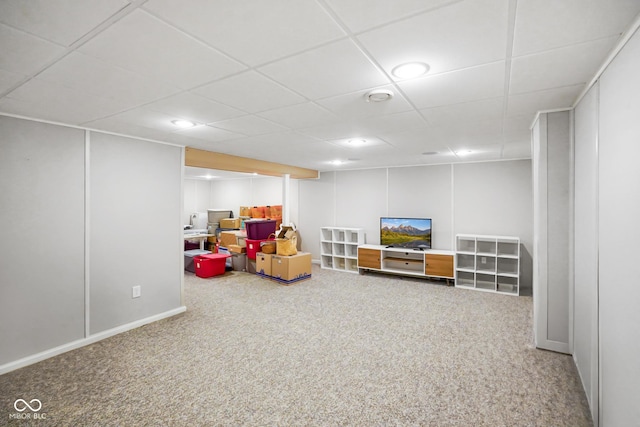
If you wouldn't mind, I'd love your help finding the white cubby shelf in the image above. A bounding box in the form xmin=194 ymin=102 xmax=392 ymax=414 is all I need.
xmin=455 ymin=234 xmax=521 ymax=296
xmin=320 ymin=227 xmax=365 ymax=274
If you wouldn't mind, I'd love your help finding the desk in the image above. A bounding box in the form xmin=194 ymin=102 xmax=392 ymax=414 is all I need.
xmin=183 ymin=234 xmax=214 ymax=250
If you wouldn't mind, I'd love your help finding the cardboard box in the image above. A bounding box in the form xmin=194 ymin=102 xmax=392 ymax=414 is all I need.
xmin=219 ymin=231 xmax=239 ymax=248
xmin=228 ymin=244 xmax=246 ymax=254
xmin=276 ymin=225 xmax=296 ymax=239
xmin=271 ymin=252 xmax=312 ymax=285
xmin=256 ymin=252 xmax=273 ymax=277
xmin=239 ymin=206 xmax=251 ymax=217
xmin=220 ymin=218 xmax=241 ymax=229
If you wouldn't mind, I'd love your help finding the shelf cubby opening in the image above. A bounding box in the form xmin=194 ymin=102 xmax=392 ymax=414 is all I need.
xmin=332 ymin=243 xmax=346 ymax=256
xmin=476 ymin=273 xmax=496 ymax=290
xmin=475 ymin=255 xmax=496 ymax=273
xmin=345 ymin=244 xmax=358 ymax=258
xmin=497 ymin=258 xmax=519 ymax=275
xmin=457 ymin=253 xmax=475 ymax=270
xmin=333 ymin=229 xmax=345 ymax=242
xmin=345 ymin=258 xmax=358 ymax=272
xmin=321 ymin=228 xmax=333 ymax=241
xmin=345 ymin=230 xmax=359 ymax=243
xmin=456 ymin=271 xmax=475 ymax=287
xmin=321 ymin=241 xmax=332 ymax=255
xmin=497 ymin=276 xmax=518 ymax=294
xmin=497 ymin=240 xmax=519 ymax=257
xmin=456 ymin=237 xmax=476 ymax=253
xmin=321 ymin=255 xmax=333 ymax=269
xmin=334 ymin=257 xmax=346 ymax=270
xmin=476 ymin=239 xmax=497 ymax=255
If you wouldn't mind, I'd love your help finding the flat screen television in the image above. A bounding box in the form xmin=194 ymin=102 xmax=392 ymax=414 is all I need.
xmin=380 ymin=217 xmax=432 ymax=249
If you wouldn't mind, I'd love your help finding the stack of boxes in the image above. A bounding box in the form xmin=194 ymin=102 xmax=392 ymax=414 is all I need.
xmin=255 ymin=226 xmax=312 ymax=285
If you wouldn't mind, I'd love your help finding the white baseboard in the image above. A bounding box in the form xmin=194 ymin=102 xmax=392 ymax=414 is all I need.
xmin=0 ymin=306 xmax=187 ymax=375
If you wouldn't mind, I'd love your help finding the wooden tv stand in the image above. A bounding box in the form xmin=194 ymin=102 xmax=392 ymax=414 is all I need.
xmin=357 ymin=244 xmax=455 ymax=285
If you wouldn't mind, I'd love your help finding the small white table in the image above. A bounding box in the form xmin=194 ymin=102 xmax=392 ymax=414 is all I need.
xmin=184 ymin=234 xmax=214 ymax=250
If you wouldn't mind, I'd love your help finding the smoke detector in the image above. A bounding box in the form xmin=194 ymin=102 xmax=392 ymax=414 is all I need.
xmin=365 ymin=89 xmax=394 ymax=102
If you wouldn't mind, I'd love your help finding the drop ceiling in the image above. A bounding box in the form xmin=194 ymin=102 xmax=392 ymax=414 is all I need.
xmin=1 ymin=0 xmax=639 ymax=174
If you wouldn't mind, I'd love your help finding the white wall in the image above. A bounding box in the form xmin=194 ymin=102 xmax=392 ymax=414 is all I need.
xmin=0 ymin=117 xmax=85 ymax=365
xmin=573 ymin=83 xmax=599 ymax=423
xmin=299 ymin=160 xmax=533 ymax=290
xmin=89 ymin=132 xmax=183 ymax=334
xmin=183 ymin=179 xmax=211 ymax=225
xmin=0 ymin=116 xmax=184 ymax=373
xmin=596 ymin=26 xmax=640 ymax=426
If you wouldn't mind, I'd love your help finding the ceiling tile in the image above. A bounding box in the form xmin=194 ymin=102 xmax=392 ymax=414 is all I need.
xmin=209 ymin=115 xmax=287 ymax=136
xmin=173 ymin=124 xmax=245 ymax=143
xmin=0 ymin=69 xmax=24 ymax=94
xmin=398 ymin=61 xmax=506 ymax=109
xmin=1 ymin=78 xmax=132 ymax=124
xmin=299 ymin=110 xmax=426 ymax=140
xmin=0 ymin=24 xmax=65 ymax=78
xmin=193 ymin=71 xmax=306 ymax=114
xmin=83 ymin=116 xmax=169 ymax=141
xmin=36 ymin=52 xmax=181 ymax=106
xmin=145 ymin=92 xmax=244 ymax=124
xmin=0 ymin=0 xmax=129 ymax=47
xmin=507 ymin=84 xmax=583 ymax=117
xmin=357 ymin=0 xmax=508 ymax=77
xmin=258 ymin=39 xmax=390 ymax=100
xmin=316 ymin=84 xmax=413 ymax=119
xmin=420 ymin=97 xmax=504 ymax=127
xmin=324 ymin=0 xmax=460 ymax=33
xmin=510 ymin=36 xmax=618 ymax=95
xmin=144 ymin=0 xmax=346 ymax=66
xmin=257 ymin=102 xmax=339 ymax=130
xmin=513 ymin=0 xmax=640 ymax=56
xmin=78 ymin=9 xmax=246 ymax=89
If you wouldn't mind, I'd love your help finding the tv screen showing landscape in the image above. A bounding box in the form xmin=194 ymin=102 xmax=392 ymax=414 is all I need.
xmin=380 ymin=217 xmax=432 ymax=249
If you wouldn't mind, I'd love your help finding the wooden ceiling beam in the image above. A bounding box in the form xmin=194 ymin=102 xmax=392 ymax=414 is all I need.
xmin=185 ymin=147 xmax=318 ymax=179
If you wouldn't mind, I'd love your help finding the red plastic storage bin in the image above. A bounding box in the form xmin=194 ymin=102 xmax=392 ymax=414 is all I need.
xmin=245 ymin=219 xmax=277 ymax=240
xmin=246 ymin=238 xmax=273 ymax=260
xmin=194 ymin=253 xmax=230 ymax=278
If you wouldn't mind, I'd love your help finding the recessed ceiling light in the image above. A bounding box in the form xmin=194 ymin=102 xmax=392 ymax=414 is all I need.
xmin=347 ymin=138 xmax=368 ymax=146
xmin=456 ymin=149 xmax=474 ymax=156
xmin=392 ymin=62 xmax=430 ymax=80
xmin=201 ymin=174 xmax=216 ymax=179
xmin=171 ymin=119 xmax=196 ymax=128
xmin=364 ymin=89 xmax=394 ymax=102
xmin=330 ymin=160 xmax=344 ymax=165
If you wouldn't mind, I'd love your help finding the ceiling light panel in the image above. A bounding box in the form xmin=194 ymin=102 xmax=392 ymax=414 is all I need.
xmin=258 ymin=39 xmax=390 ymax=100
xmin=391 ymin=62 xmax=430 ymax=79
xmin=356 ymin=0 xmax=508 ymax=76
xmin=144 ymin=0 xmax=346 ymax=66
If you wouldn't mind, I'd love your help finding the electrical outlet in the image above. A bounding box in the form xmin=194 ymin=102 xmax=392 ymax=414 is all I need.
xmin=132 ymin=286 xmax=141 ymax=298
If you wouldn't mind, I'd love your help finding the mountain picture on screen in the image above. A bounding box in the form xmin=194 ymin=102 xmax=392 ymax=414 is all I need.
xmin=380 ymin=217 xmax=432 ymax=248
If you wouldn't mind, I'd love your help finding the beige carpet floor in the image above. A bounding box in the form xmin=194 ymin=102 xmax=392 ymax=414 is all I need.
xmin=1 ymin=265 xmax=592 ymax=426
